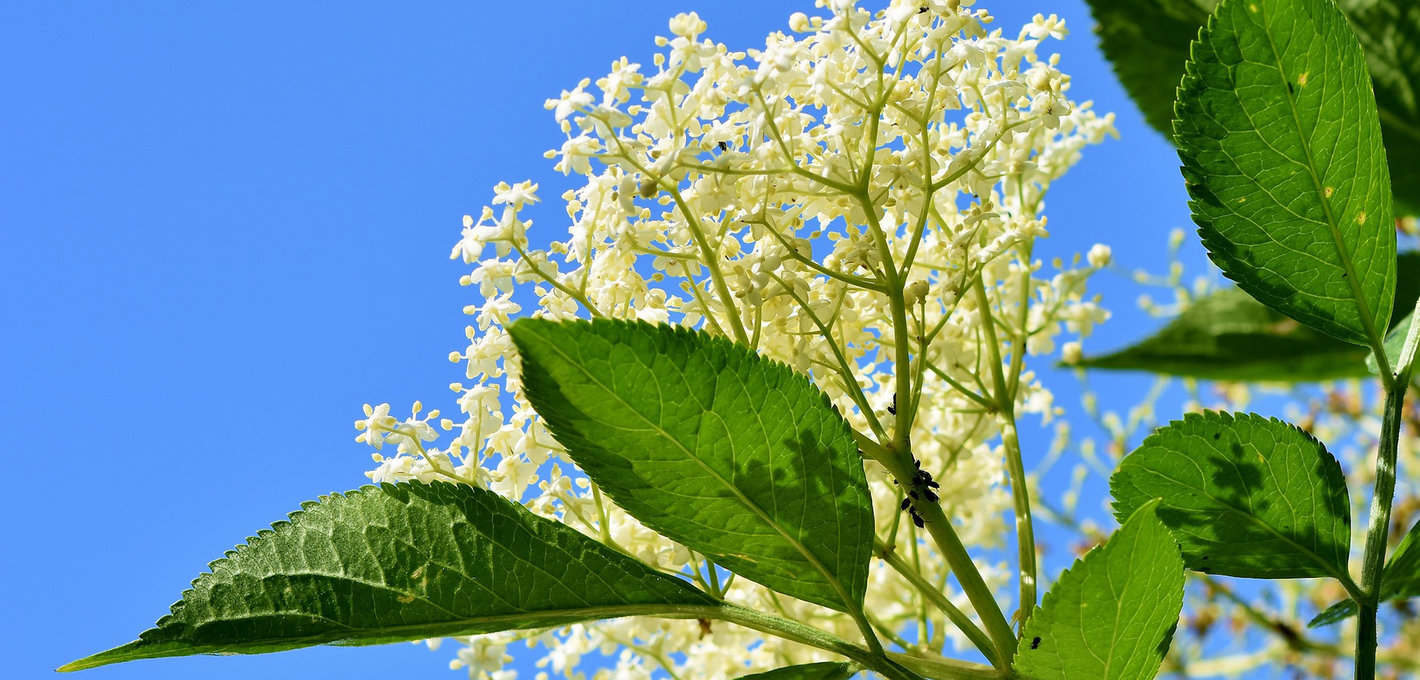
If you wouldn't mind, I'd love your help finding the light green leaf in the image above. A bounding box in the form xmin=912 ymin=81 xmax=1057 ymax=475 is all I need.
xmin=1176 ymin=0 xmax=1396 ymax=347
xmin=1111 ymin=411 xmax=1352 ymax=580
xmin=509 ymin=318 xmax=874 ymax=613
xmin=1077 ymin=287 xmax=1369 ymax=380
xmin=1013 ymin=501 xmax=1184 ymax=680
xmin=1311 ymin=518 xmax=1420 ymax=627
xmin=1368 ymin=310 xmax=1414 ymax=375
xmin=735 ymin=662 xmax=856 ymax=680
xmin=1085 ymin=0 xmax=1420 ymax=216
xmin=60 ymin=482 xmax=714 ymax=672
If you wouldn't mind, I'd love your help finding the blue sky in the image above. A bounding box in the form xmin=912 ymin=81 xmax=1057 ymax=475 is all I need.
xmin=2 ymin=2 xmax=1200 ymax=678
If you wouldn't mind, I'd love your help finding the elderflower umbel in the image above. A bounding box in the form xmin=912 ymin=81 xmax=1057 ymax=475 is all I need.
xmin=362 ymin=2 xmax=1115 ymax=677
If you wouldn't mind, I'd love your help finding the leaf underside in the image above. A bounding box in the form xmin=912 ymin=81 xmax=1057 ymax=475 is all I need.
xmin=1085 ymin=0 xmax=1420 ymax=216
xmin=1176 ymin=0 xmax=1396 ymax=347
xmin=1079 ymin=253 xmax=1420 ymax=381
xmin=1111 ymin=411 xmax=1351 ymax=580
xmin=1013 ymin=501 xmax=1184 ymax=680
xmin=511 ymin=318 xmax=874 ymax=613
xmin=61 ymin=482 xmax=713 ymax=672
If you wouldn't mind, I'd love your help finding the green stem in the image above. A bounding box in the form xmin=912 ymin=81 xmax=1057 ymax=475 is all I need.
xmin=1354 ymin=297 xmax=1420 ymax=679
xmin=972 ymin=275 xmax=1037 ymax=627
xmin=877 ymin=540 xmax=1003 ymax=670
xmin=880 ymin=453 xmax=1019 ymax=664
xmin=711 ymin=604 xmax=923 ymax=680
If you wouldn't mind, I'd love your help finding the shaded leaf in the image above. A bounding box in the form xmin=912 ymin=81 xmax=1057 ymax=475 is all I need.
xmin=1176 ymin=0 xmax=1396 ymax=347
xmin=1080 ymin=253 xmax=1420 ymax=381
xmin=1111 ymin=411 xmax=1351 ymax=579
xmin=1077 ymin=287 xmax=1368 ymax=380
xmin=735 ymin=662 xmax=855 ymax=680
xmin=61 ymin=482 xmax=714 ymax=672
xmin=1013 ymin=501 xmax=1184 ymax=680
xmin=510 ymin=318 xmax=874 ymax=613
xmin=1311 ymin=518 xmax=1420 ymax=626
xmin=1085 ymin=0 xmax=1420 ymax=215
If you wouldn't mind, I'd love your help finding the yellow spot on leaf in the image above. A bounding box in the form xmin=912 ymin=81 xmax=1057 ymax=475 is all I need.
xmin=1238 ymin=197 xmax=1247 ymax=203
xmin=412 ymin=565 xmax=425 ymax=580
xmin=1298 ymin=72 xmax=1309 ymax=86
xmin=1324 ymin=186 xmax=1334 ymax=198
xmin=1358 ymin=211 xmax=1367 ymax=225
xmin=397 ymin=593 xmax=416 ymax=604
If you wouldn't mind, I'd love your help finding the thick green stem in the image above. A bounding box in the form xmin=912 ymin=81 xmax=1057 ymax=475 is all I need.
xmin=880 ymin=453 xmax=1019 ymax=664
xmin=877 ymin=539 xmax=1003 ymax=670
xmin=1354 ymin=297 xmax=1420 ymax=678
xmin=712 ymin=604 xmax=922 ymax=680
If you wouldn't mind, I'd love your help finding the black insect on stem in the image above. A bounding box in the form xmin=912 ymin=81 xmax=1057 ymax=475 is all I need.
xmin=897 ymin=456 xmax=942 ymax=528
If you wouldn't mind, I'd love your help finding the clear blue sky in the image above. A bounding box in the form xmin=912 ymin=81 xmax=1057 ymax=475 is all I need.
xmin=2 ymin=2 xmax=1197 ymax=678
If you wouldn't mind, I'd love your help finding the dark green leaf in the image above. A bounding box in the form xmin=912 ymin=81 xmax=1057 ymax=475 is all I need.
xmin=1176 ymin=0 xmax=1396 ymax=347
xmin=1111 ymin=411 xmax=1351 ymax=579
xmin=1013 ymin=501 xmax=1184 ymax=680
xmin=1084 ymin=0 xmax=1213 ymax=136
xmin=1311 ymin=518 xmax=1420 ymax=626
xmin=1086 ymin=0 xmax=1420 ymax=216
xmin=1079 ymin=253 xmax=1420 ymax=381
xmin=60 ymin=482 xmax=714 ymax=672
xmin=1077 ymin=287 xmax=1368 ymax=380
xmin=735 ymin=662 xmax=856 ymax=680
xmin=509 ymin=318 xmax=874 ymax=613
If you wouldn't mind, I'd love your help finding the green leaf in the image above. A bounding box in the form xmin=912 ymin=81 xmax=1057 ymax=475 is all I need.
xmin=1012 ymin=501 xmax=1184 ymax=680
xmin=509 ymin=318 xmax=874 ymax=613
xmin=1111 ymin=411 xmax=1352 ymax=580
xmin=1311 ymin=518 xmax=1420 ymax=627
xmin=1085 ymin=0 xmax=1420 ymax=216
xmin=1176 ymin=0 xmax=1396 ymax=347
xmin=1084 ymin=0 xmax=1213 ymax=136
xmin=735 ymin=662 xmax=856 ymax=680
xmin=60 ymin=482 xmax=714 ymax=672
xmin=1077 ymin=287 xmax=1369 ymax=380
xmin=1368 ymin=310 xmax=1414 ymax=375
xmin=1078 ymin=252 xmax=1420 ymax=381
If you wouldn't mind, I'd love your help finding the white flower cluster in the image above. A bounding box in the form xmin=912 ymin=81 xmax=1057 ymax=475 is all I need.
xmin=362 ymin=1 xmax=1114 ymax=677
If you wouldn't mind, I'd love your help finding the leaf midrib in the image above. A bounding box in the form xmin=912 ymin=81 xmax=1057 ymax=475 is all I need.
xmin=1252 ymin=0 xmax=1386 ymax=351
xmin=530 ymin=330 xmax=858 ymax=611
xmin=62 ymin=603 xmax=728 ymax=672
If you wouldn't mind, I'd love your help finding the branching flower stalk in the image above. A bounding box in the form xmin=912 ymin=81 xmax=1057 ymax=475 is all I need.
xmin=360 ymin=2 xmax=1114 ymax=678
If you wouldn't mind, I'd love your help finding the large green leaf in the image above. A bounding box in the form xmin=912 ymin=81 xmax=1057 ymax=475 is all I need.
xmin=1079 ymin=253 xmax=1420 ymax=381
xmin=735 ymin=662 xmax=856 ymax=680
xmin=1085 ymin=0 xmax=1420 ymax=216
xmin=1311 ymin=518 xmax=1420 ymax=626
xmin=1111 ymin=411 xmax=1352 ymax=580
xmin=510 ymin=319 xmax=874 ymax=613
xmin=1177 ymin=0 xmax=1396 ymax=348
xmin=61 ymin=482 xmax=714 ymax=672
xmin=1012 ymin=501 xmax=1184 ymax=680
